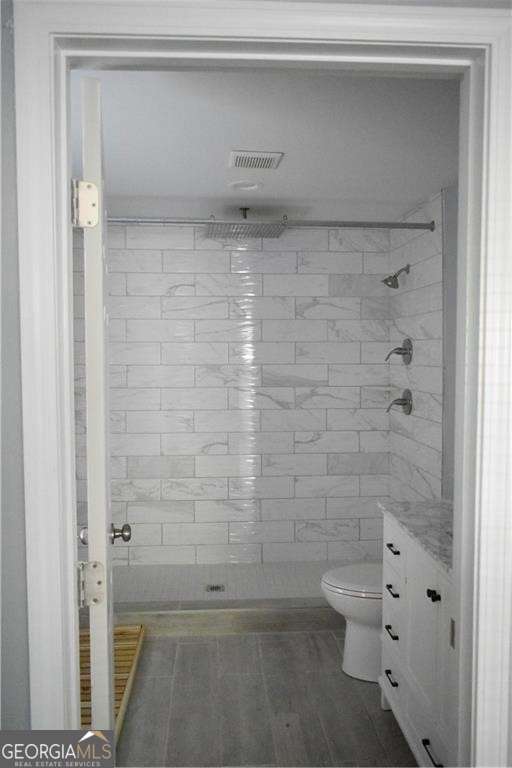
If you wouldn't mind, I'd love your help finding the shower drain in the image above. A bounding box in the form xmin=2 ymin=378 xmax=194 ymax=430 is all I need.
xmin=205 ymin=584 xmax=226 ymax=592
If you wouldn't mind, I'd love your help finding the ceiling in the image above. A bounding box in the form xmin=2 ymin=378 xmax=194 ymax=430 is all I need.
xmin=71 ymin=69 xmax=460 ymax=220
xmin=293 ymin=0 xmax=511 ymax=6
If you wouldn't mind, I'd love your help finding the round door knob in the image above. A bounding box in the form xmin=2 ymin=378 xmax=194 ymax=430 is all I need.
xmin=78 ymin=527 xmax=88 ymax=546
xmin=110 ymin=523 xmax=132 ymax=543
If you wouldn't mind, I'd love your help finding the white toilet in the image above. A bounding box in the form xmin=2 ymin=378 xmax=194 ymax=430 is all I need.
xmin=321 ymin=561 xmax=383 ymax=682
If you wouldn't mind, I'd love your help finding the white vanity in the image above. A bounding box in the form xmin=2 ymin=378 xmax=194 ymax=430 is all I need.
xmin=379 ymin=501 xmax=457 ymax=768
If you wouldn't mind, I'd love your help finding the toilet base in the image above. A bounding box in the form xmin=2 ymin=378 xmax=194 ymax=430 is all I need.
xmin=342 ymin=620 xmax=381 ymax=682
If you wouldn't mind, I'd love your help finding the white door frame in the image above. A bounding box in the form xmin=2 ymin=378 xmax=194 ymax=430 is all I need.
xmin=13 ymin=2 xmax=512 ymax=764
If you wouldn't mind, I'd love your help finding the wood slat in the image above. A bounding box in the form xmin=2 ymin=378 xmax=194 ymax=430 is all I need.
xmin=80 ymin=624 xmax=145 ymax=743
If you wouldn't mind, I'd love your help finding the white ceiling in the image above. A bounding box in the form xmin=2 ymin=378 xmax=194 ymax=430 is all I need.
xmin=72 ymin=69 xmax=460 ymax=220
xmin=292 ymin=0 xmax=510 ymax=6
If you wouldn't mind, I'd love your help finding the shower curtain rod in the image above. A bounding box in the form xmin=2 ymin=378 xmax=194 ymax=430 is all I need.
xmin=107 ymin=216 xmax=435 ymax=231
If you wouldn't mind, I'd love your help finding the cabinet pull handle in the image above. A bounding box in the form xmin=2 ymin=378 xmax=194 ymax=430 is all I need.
xmin=422 ymin=738 xmax=443 ymax=767
xmin=426 ymin=588 xmax=441 ymax=603
xmin=384 ymin=669 xmax=399 ymax=688
xmin=385 ymin=624 xmax=399 ymax=641
xmin=386 ymin=583 xmax=400 ymax=598
xmin=386 ymin=542 xmax=401 ymax=556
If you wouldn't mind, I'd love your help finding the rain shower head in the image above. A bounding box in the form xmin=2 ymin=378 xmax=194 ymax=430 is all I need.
xmin=204 ymin=220 xmax=287 ymax=239
xmin=382 ymin=264 xmax=410 ymax=289
xmin=204 ymin=208 xmax=287 ymax=240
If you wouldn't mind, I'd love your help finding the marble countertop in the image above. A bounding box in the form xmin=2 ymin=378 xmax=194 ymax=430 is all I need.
xmin=378 ymin=499 xmax=453 ymax=572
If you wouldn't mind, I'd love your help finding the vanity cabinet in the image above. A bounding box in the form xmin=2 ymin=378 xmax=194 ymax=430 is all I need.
xmin=380 ymin=514 xmax=458 ymax=767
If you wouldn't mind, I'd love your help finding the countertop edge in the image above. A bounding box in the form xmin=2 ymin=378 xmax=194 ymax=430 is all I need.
xmin=379 ymin=500 xmax=453 ymax=574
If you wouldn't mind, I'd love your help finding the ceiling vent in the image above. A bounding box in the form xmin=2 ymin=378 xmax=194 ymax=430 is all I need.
xmin=229 ymin=150 xmax=284 ymax=170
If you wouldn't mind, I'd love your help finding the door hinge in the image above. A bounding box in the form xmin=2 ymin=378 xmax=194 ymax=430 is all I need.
xmin=77 ymin=560 xmax=105 ymax=608
xmin=71 ymin=179 xmax=99 ymax=228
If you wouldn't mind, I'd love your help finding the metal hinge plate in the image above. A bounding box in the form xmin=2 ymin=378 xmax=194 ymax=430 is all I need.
xmin=77 ymin=560 xmax=105 ymax=608
xmin=71 ymin=179 xmax=99 ymax=228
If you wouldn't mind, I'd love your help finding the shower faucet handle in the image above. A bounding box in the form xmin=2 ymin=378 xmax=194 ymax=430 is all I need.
xmin=385 ymin=347 xmax=407 ymax=361
xmin=385 ymin=338 xmax=413 ymax=365
xmin=386 ymin=389 xmax=413 ymax=415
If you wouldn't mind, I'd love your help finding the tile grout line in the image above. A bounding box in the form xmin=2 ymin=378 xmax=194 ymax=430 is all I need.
xmin=256 ymin=633 xmax=281 ymax=768
xmin=161 ymin=639 xmax=180 ymax=766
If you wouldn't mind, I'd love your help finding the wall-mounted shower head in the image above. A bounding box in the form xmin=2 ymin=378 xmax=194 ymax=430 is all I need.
xmin=382 ymin=264 xmax=410 ymax=289
xmin=382 ymin=274 xmax=399 ymax=289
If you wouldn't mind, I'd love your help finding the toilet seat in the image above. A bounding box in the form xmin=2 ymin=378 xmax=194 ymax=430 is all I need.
xmin=321 ymin=561 xmax=382 ymax=599
xmin=322 ymin=582 xmax=382 ymax=599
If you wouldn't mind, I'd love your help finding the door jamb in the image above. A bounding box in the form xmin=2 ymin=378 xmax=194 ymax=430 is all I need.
xmin=13 ymin=3 xmax=512 ymax=765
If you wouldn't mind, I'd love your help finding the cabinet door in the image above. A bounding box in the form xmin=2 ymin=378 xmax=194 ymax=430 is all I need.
xmin=436 ymin=569 xmax=458 ymax=759
xmin=405 ymin=544 xmax=440 ymax=713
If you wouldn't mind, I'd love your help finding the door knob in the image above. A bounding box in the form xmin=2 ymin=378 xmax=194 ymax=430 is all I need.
xmin=110 ymin=523 xmax=132 ymax=543
xmin=79 ymin=527 xmax=89 ymax=546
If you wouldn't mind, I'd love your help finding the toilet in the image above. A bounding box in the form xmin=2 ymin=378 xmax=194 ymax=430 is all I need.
xmin=321 ymin=561 xmax=383 ymax=682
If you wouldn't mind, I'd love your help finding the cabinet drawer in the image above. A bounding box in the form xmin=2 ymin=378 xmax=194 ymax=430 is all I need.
xmin=383 ymin=562 xmax=405 ymax=604
xmin=383 ymin=519 xmax=407 ymax=577
xmin=382 ymin=601 xmax=405 ymax=659
xmin=381 ymin=646 xmax=407 ymax=711
xmin=407 ymin=688 xmax=450 ymax=768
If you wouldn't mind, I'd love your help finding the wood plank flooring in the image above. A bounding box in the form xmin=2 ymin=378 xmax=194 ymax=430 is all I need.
xmin=116 ymin=622 xmax=416 ymax=767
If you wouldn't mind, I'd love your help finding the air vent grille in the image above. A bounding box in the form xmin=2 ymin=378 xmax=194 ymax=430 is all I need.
xmin=229 ymin=150 xmax=284 ymax=170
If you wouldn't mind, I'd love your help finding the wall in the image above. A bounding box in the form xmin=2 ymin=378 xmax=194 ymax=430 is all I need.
xmin=442 ymin=186 xmax=458 ymax=500
xmin=75 ymin=224 xmax=394 ymax=568
xmin=388 ymin=194 xmax=444 ymax=501
xmin=75 ymin=193 xmax=449 ymax=574
xmin=1 ymin=0 xmax=31 ymax=728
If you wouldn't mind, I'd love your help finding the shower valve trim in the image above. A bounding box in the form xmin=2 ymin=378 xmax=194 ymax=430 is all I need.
xmin=386 ymin=389 xmax=413 ymax=416
xmin=385 ymin=338 xmax=413 ymax=365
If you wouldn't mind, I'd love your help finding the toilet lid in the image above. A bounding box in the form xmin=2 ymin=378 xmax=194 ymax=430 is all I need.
xmin=322 ymin=561 xmax=383 ymax=596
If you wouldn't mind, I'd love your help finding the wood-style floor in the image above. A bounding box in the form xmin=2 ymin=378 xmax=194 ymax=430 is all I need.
xmin=116 ymin=618 xmax=415 ymax=767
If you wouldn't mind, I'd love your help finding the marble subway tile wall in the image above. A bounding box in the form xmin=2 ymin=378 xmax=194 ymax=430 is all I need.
xmin=388 ymin=193 xmax=444 ymax=501
xmin=74 ymin=223 xmax=394 ymax=568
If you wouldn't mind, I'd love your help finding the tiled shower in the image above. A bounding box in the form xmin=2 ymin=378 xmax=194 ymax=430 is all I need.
xmin=74 ymin=191 xmax=447 ymax=604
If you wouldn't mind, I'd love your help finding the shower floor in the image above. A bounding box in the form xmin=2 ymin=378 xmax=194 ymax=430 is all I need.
xmin=113 ymin=561 xmax=344 ymax=609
